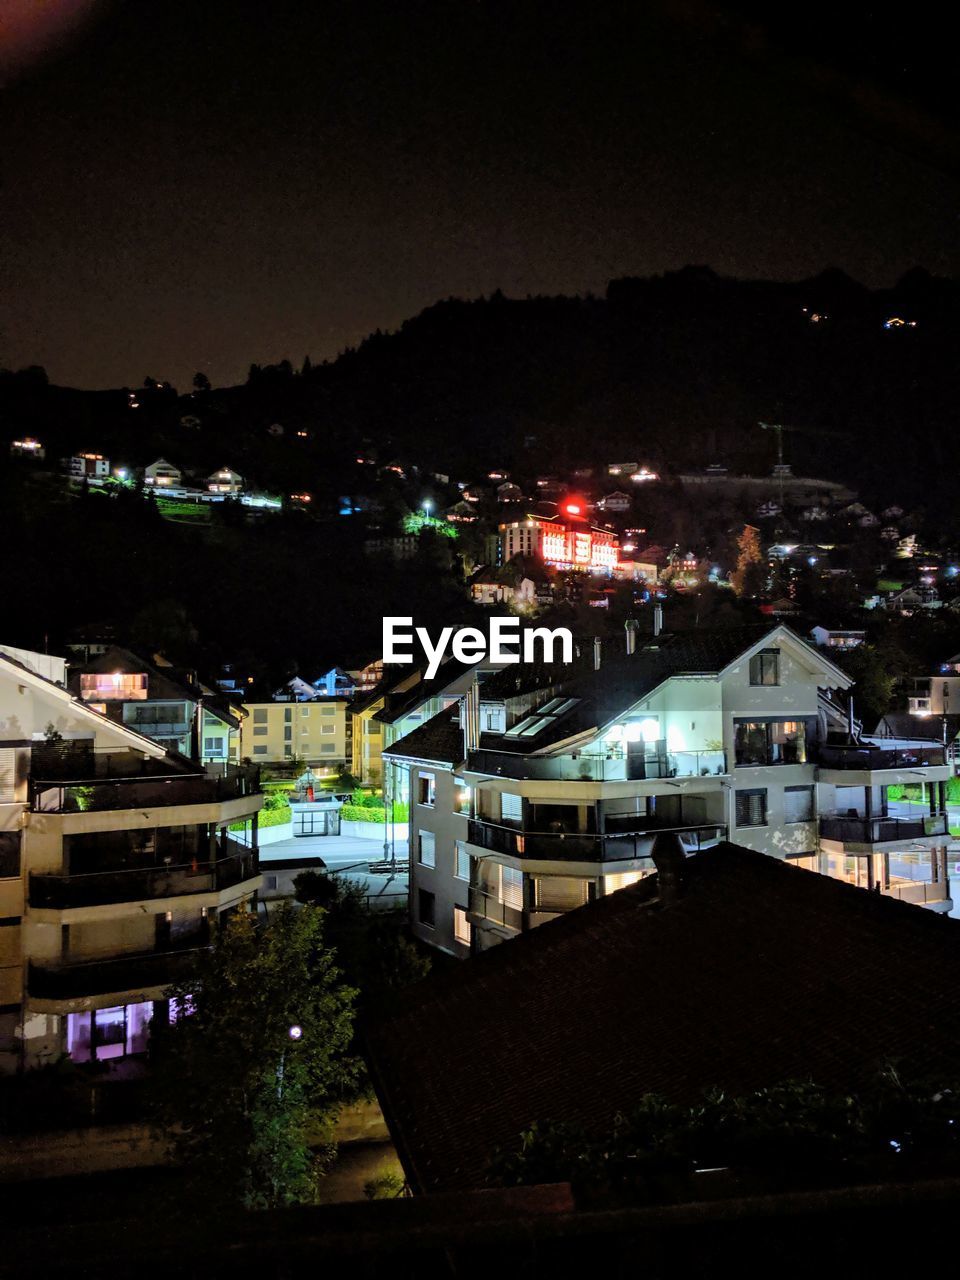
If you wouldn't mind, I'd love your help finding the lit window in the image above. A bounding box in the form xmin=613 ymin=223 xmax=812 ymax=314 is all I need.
xmin=499 ymin=864 xmax=523 ymax=909
xmin=500 ymin=792 xmax=522 ymax=824
xmin=454 ymin=907 xmax=471 ymax=945
xmin=455 ymin=841 xmax=471 ymax=880
xmin=418 ymin=832 xmax=436 ymax=867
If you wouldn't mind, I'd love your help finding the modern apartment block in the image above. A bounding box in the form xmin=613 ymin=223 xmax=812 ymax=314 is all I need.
xmin=242 ymin=698 xmax=351 ymax=771
xmin=1 ymin=646 xmax=262 ymax=1073
xmin=385 ymin=622 xmax=953 ymax=958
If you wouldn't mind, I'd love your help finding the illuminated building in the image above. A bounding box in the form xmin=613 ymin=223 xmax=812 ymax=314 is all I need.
xmin=0 ymin=644 xmax=262 ymax=1073
xmin=500 ymin=513 xmax=619 ymax=574
xmin=386 ymin=624 xmax=953 ymax=959
xmin=144 ymin=458 xmax=183 ymax=488
xmin=63 ymin=453 xmax=109 ymax=479
xmin=206 ymin=466 xmax=244 ymax=495
xmin=10 ymin=438 xmax=45 ymax=460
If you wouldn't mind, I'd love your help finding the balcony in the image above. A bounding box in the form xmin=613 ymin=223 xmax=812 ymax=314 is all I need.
xmin=466 ymin=749 xmax=727 ymax=783
xmin=466 ymin=818 xmax=725 ymax=862
xmin=29 ymin=846 xmax=259 ymax=909
xmin=29 ymin=765 xmax=260 ymax=814
xmin=28 ymin=945 xmax=202 ymax=1000
xmin=467 ymin=886 xmax=523 ymax=931
xmin=818 ymin=742 xmax=946 ymax=771
xmin=819 ymin=813 xmax=948 ymax=845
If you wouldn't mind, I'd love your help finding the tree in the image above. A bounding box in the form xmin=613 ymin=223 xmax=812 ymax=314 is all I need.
xmin=294 ymin=870 xmax=430 ymax=1008
xmin=192 ymin=371 xmax=211 ymax=393
xmin=730 ymin=524 xmax=767 ymax=598
xmin=151 ymin=904 xmax=357 ymax=1210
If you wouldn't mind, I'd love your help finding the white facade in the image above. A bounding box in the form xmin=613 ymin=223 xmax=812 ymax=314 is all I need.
xmin=144 ymin=458 xmax=182 ymax=487
xmin=393 ymin=627 xmax=952 ymax=958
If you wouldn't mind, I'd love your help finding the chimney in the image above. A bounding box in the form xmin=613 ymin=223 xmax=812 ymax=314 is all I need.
xmin=652 ymin=832 xmax=686 ymax=905
xmin=653 ymin=603 xmax=663 ymax=637
xmin=593 ymin=636 xmax=602 ymax=671
xmin=625 ymin=618 xmax=639 ymax=655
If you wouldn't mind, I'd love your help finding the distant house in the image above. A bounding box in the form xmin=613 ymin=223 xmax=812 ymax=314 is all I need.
xmin=810 ymin=626 xmax=866 ymax=650
xmin=496 ymin=481 xmax=524 ymax=503
xmin=207 ymin=466 xmax=244 ymax=495
xmin=64 ymin=453 xmax=109 ymax=479
xmin=606 ymin=460 xmax=639 ymax=476
xmin=68 ymin=645 xmax=241 ymax=765
xmin=144 ymin=458 xmax=182 ymax=487
xmin=598 ymin=490 xmax=632 ymax=513
xmin=9 ymin=437 xmax=45 ymax=460
xmin=313 ymin=667 xmax=359 ymax=698
xmin=468 ymin=564 xmax=537 ymax=610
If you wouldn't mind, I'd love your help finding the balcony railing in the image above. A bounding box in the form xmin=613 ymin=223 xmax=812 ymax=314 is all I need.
xmin=817 ymin=743 xmax=946 ymax=770
xmin=29 ymin=765 xmax=260 ymax=814
xmin=467 ymin=886 xmax=524 ymax=931
xmin=29 ymin=848 xmax=259 ymax=909
xmin=886 ymin=881 xmax=950 ymax=906
xmin=466 ymin=749 xmax=727 ymax=783
xmin=466 ymin=818 xmax=725 ymax=862
xmin=28 ymin=945 xmax=202 ymax=1000
xmin=819 ymin=813 xmax=948 ymax=844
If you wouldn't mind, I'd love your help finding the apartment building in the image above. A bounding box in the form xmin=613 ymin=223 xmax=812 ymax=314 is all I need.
xmin=68 ymin=646 xmax=241 ymax=767
xmin=1 ymin=646 xmax=262 ymax=1073
xmin=242 ymin=698 xmax=350 ymax=770
xmin=385 ymin=622 xmax=953 ymax=958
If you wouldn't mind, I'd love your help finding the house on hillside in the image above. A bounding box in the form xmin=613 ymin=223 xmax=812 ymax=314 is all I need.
xmin=144 ymin=458 xmax=182 ymax=488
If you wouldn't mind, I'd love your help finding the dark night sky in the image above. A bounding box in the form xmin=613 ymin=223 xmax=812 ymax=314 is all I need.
xmin=3 ymin=0 xmax=959 ymax=389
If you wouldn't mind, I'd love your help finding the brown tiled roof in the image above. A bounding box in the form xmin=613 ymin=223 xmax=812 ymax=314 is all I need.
xmin=382 ymin=706 xmax=465 ymax=766
xmin=365 ymin=844 xmax=960 ymax=1194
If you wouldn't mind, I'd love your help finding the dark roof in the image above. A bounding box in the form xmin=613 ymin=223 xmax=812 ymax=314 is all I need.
xmin=383 ymin=705 xmax=465 ymax=766
xmin=477 ymin=625 xmax=788 ymax=752
xmin=66 ymin=646 xmax=240 ymax=728
xmin=373 ymin=659 xmax=473 ymax=726
xmin=365 ymin=844 xmax=960 ymax=1194
xmin=875 ymin=711 xmax=960 ymax=743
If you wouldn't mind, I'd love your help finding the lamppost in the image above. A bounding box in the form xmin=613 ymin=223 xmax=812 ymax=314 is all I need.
xmin=276 ymin=1023 xmax=303 ymax=1100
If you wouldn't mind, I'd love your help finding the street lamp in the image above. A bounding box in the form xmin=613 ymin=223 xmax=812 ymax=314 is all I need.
xmin=421 ymin=499 xmax=433 ymax=515
xmin=277 ymin=1023 xmax=303 ymax=1098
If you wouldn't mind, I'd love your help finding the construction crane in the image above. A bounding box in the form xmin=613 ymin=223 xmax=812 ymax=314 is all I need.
xmin=757 ymin=420 xmax=850 ymax=511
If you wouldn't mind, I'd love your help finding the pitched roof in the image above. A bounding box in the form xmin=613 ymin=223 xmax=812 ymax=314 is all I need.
xmin=477 ymin=625 xmax=835 ymax=753
xmin=382 ymin=705 xmax=464 ymax=766
xmin=365 ymin=844 xmax=960 ymax=1194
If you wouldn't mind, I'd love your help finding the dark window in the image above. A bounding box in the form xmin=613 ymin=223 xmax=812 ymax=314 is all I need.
xmin=284 ymin=726 xmax=292 ymax=741
xmin=735 ymin=789 xmax=767 ymax=827
xmin=734 ymin=720 xmax=806 ymax=766
xmin=417 ymin=773 xmax=436 ymax=806
xmin=418 ymin=889 xmax=436 ymax=928
xmin=284 ymin=707 xmax=292 ymax=723
xmin=0 ymin=832 xmax=21 ymax=879
xmin=749 ymin=650 xmax=780 ymax=686
xmin=785 ymin=785 xmax=815 ymax=823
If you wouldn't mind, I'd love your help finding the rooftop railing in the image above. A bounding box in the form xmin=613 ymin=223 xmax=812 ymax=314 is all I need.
xmin=466 ymin=749 xmax=727 ymax=783
xmin=466 ymin=818 xmax=725 ymax=862
xmin=29 ymin=847 xmax=259 ymax=909
xmin=29 ymin=765 xmax=260 ymax=814
xmin=818 ymin=742 xmax=946 ymax=770
xmin=28 ymin=945 xmax=202 ymax=1000
xmin=819 ymin=813 xmax=948 ymax=844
